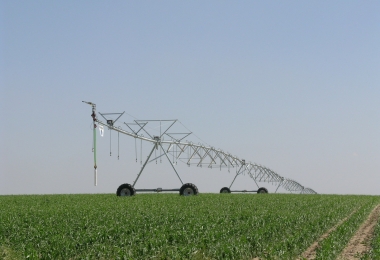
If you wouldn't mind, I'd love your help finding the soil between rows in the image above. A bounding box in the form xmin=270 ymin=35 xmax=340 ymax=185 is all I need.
xmin=299 ymin=207 xmax=360 ymax=260
xmin=297 ymin=204 xmax=380 ymax=260
xmin=337 ymin=204 xmax=380 ymax=260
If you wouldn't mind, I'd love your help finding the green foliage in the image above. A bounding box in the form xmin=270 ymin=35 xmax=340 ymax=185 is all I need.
xmin=0 ymin=194 xmax=379 ymax=259
xmin=0 ymin=244 xmax=22 ymax=260
xmin=361 ymin=214 xmax=380 ymax=260
xmin=315 ymin=198 xmax=379 ymax=260
xmin=371 ymin=220 xmax=380 ymax=259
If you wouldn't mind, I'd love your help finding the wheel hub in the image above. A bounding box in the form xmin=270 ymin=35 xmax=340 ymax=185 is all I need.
xmin=120 ymin=188 xmax=131 ymax=196
xmin=183 ymin=187 xmax=194 ymax=196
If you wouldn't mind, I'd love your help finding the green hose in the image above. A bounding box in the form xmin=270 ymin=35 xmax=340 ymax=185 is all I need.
xmin=93 ymin=124 xmax=97 ymax=169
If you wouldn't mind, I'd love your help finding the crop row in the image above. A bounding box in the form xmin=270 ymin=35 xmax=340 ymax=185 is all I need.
xmin=361 ymin=213 xmax=380 ymax=260
xmin=315 ymin=198 xmax=379 ymax=259
xmin=371 ymin=219 xmax=380 ymax=258
xmin=1 ymin=194 xmax=379 ymax=259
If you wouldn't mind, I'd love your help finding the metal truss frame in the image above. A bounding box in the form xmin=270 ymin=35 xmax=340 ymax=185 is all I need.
xmin=83 ymin=101 xmax=317 ymax=194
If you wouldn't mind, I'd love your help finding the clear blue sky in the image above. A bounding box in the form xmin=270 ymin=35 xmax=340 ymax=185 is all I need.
xmin=1 ymin=1 xmax=379 ymax=195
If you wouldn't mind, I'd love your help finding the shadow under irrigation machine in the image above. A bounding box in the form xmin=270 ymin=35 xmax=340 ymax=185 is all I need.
xmin=83 ymin=101 xmax=317 ymax=196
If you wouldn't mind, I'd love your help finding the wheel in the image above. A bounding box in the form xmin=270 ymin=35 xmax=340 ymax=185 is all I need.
xmin=116 ymin=183 xmax=136 ymax=196
xmin=179 ymin=183 xmax=198 ymax=196
xmin=257 ymin=187 xmax=268 ymax=194
xmin=220 ymin=187 xmax=231 ymax=193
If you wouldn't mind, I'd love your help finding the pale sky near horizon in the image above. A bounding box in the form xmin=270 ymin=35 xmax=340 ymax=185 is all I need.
xmin=1 ymin=1 xmax=379 ymax=195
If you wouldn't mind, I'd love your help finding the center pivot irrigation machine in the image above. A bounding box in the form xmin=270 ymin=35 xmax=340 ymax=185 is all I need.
xmin=83 ymin=101 xmax=317 ymax=196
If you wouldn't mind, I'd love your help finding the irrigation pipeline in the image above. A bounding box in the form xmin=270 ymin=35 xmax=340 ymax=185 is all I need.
xmin=83 ymin=101 xmax=316 ymax=194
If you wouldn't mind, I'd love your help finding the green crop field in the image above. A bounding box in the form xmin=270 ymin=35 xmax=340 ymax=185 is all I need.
xmin=1 ymin=194 xmax=380 ymax=260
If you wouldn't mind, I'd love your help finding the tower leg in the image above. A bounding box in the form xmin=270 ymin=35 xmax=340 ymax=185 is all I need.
xmin=229 ymin=164 xmax=244 ymax=189
xmin=132 ymin=144 xmax=157 ymax=187
xmin=160 ymin=144 xmax=184 ymax=185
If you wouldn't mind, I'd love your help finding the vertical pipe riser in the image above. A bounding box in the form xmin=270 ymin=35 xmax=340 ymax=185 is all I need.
xmin=93 ymin=105 xmax=97 ymax=186
xmin=94 ymin=169 xmax=97 ymax=186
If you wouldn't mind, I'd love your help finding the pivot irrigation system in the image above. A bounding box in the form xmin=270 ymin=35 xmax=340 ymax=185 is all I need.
xmin=83 ymin=101 xmax=317 ymax=196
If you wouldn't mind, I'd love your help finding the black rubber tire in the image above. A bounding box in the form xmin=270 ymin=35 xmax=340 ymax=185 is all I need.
xmin=220 ymin=187 xmax=231 ymax=193
xmin=116 ymin=183 xmax=136 ymax=196
xmin=179 ymin=183 xmax=199 ymax=196
xmin=257 ymin=187 xmax=268 ymax=194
